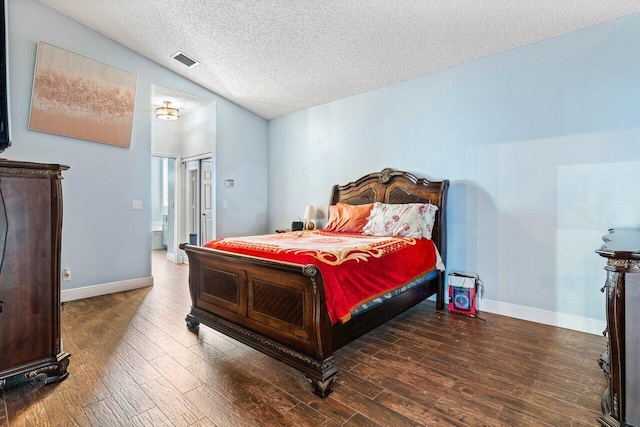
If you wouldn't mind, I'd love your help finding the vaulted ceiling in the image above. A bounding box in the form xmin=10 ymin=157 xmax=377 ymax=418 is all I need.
xmin=38 ymin=1 xmax=640 ymax=120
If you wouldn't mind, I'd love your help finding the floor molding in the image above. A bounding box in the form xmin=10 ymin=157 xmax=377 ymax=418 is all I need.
xmin=61 ymin=276 xmax=154 ymax=303
xmin=478 ymin=298 xmax=606 ymax=336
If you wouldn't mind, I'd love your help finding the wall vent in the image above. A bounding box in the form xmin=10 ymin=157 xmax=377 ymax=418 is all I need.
xmin=172 ymin=51 xmax=199 ymax=68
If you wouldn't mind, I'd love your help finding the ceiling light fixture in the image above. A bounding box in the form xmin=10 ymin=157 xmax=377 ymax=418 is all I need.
xmin=156 ymin=101 xmax=179 ymax=120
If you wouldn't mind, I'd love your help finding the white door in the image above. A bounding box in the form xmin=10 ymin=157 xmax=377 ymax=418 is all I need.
xmin=200 ymin=160 xmax=213 ymax=244
xmin=187 ymin=165 xmax=199 ymax=244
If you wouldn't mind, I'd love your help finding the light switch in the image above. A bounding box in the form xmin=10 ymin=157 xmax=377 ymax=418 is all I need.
xmin=132 ymin=200 xmax=142 ymax=210
xmin=223 ymin=201 xmax=228 ymax=209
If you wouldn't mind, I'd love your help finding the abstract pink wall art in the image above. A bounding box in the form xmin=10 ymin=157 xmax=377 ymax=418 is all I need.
xmin=29 ymin=42 xmax=137 ymax=148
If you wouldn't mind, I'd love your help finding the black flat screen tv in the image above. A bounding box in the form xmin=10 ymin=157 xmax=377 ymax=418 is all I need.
xmin=0 ymin=0 xmax=10 ymax=154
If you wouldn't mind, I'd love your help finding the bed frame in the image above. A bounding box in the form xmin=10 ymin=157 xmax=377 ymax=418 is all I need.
xmin=179 ymin=168 xmax=449 ymax=397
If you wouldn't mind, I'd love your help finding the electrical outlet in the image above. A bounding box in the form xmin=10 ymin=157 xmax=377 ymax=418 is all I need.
xmin=63 ymin=268 xmax=71 ymax=281
xmin=131 ymin=200 xmax=142 ymax=210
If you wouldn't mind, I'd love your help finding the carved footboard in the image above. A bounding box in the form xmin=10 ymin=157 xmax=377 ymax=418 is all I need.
xmin=180 ymin=243 xmax=338 ymax=396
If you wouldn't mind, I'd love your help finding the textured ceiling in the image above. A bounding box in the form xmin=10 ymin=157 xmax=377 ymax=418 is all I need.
xmin=151 ymin=85 xmax=213 ymax=117
xmin=37 ymin=1 xmax=640 ymax=120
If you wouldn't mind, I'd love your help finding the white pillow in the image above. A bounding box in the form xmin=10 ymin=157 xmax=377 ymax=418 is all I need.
xmin=362 ymin=202 xmax=438 ymax=239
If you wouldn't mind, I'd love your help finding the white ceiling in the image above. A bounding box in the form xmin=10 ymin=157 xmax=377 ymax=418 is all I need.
xmin=151 ymin=85 xmax=213 ymax=117
xmin=38 ymin=1 xmax=640 ymax=120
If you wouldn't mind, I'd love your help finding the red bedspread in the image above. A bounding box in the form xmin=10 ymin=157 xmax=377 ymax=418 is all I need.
xmin=203 ymin=230 xmax=437 ymax=324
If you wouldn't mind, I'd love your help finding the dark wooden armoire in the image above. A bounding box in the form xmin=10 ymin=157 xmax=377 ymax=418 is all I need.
xmin=596 ymin=228 xmax=639 ymax=427
xmin=0 ymin=160 xmax=70 ymax=388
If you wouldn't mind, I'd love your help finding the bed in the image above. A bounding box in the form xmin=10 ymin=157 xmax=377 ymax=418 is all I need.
xmin=179 ymin=168 xmax=449 ymax=397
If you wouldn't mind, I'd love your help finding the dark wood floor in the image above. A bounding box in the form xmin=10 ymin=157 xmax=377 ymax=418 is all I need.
xmin=1 ymin=250 xmax=606 ymax=426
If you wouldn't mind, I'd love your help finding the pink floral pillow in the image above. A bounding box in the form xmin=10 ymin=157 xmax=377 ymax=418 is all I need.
xmin=362 ymin=202 xmax=438 ymax=239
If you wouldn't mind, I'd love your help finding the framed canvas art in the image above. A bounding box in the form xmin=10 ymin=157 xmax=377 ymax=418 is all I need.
xmin=29 ymin=41 xmax=137 ymax=148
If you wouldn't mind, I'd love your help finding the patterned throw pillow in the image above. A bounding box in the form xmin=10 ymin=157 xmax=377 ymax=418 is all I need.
xmin=362 ymin=202 xmax=438 ymax=239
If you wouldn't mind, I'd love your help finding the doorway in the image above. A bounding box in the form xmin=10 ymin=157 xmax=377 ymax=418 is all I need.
xmin=185 ymin=156 xmax=214 ymax=246
xmin=151 ymin=155 xmax=177 ymax=260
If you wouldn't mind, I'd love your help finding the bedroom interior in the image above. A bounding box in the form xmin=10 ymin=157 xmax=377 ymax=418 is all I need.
xmin=0 ymin=0 xmax=639 ymax=426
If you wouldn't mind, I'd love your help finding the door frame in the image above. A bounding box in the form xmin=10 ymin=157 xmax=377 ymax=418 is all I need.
xmin=185 ymin=160 xmax=201 ymax=246
xmin=181 ymin=153 xmax=214 ymax=250
xmin=152 ymin=152 xmax=180 ymax=263
xmin=200 ymin=158 xmax=213 ymax=245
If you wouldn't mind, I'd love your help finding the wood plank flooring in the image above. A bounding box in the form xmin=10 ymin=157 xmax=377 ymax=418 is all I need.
xmin=1 ymin=250 xmax=606 ymax=426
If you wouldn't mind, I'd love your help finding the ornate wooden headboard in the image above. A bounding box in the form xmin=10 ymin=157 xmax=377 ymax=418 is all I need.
xmin=329 ymin=168 xmax=449 ymax=263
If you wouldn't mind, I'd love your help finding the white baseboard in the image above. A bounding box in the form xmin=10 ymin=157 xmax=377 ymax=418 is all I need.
xmin=166 ymin=252 xmax=176 ymax=263
xmin=60 ymin=277 xmax=604 ymax=335
xmin=478 ymin=298 xmax=606 ymax=336
xmin=61 ymin=276 xmax=154 ymax=303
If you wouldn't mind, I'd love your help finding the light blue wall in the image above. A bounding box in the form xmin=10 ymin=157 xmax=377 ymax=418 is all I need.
xmin=217 ymin=103 xmax=269 ymax=237
xmin=8 ymin=0 xmax=268 ymax=289
xmin=268 ymin=14 xmax=640 ymax=325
